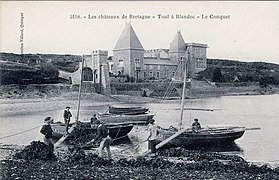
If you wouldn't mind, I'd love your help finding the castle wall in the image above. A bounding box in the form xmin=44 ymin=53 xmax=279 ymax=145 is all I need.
xmin=143 ymin=64 xmax=177 ymax=80
xmin=113 ymin=49 xmax=144 ymax=80
xmin=186 ymin=43 xmax=207 ymax=77
xmin=92 ymin=50 xmax=108 ymax=83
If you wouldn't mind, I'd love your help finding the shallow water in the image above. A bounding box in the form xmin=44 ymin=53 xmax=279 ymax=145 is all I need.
xmin=0 ymin=94 xmax=279 ymax=163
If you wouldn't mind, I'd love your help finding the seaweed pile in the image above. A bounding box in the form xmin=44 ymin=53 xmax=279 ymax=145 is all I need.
xmin=63 ymin=147 xmax=278 ymax=175
xmin=13 ymin=141 xmax=56 ymax=160
xmin=2 ymin=146 xmax=279 ymax=179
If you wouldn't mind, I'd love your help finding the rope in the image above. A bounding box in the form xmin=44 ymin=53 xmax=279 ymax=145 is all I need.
xmin=162 ymin=61 xmax=183 ymax=101
xmin=112 ymin=134 xmax=128 ymax=142
xmin=112 ymin=126 xmax=122 ymax=141
xmin=0 ymin=125 xmax=42 ymax=140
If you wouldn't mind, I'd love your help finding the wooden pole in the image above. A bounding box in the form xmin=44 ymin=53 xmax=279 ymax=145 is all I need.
xmin=76 ymin=55 xmax=85 ymax=122
xmin=156 ymin=128 xmax=189 ymax=150
xmin=178 ymin=59 xmax=187 ymax=129
xmin=245 ymin=127 xmax=260 ymax=131
xmin=54 ymin=125 xmax=76 ymax=148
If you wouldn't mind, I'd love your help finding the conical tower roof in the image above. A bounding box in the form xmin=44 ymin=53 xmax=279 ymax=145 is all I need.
xmin=114 ymin=22 xmax=144 ymax=51
xmin=169 ymin=31 xmax=186 ymax=53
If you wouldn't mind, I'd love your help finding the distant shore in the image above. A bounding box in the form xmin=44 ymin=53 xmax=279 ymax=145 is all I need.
xmin=0 ymin=83 xmax=279 ymax=100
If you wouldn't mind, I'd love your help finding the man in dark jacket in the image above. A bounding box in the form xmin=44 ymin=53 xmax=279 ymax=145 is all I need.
xmin=87 ymin=120 xmax=112 ymax=159
xmin=192 ymin=118 xmax=201 ymax=133
xmin=40 ymin=116 xmax=54 ymax=151
xmin=63 ymin=106 xmax=72 ymax=134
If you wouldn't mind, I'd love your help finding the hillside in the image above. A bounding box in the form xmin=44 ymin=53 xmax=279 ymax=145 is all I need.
xmin=197 ymin=59 xmax=279 ymax=87
xmin=1 ymin=52 xmax=279 ymax=87
xmin=0 ymin=52 xmax=81 ymax=85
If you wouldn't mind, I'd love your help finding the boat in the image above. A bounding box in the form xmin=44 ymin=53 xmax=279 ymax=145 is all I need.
xmin=108 ymin=105 xmax=149 ymax=115
xmin=154 ymin=59 xmax=245 ymax=149
xmin=96 ymin=112 xmax=154 ymax=125
xmin=50 ymin=56 xmax=134 ymax=144
xmin=51 ymin=122 xmax=133 ymax=140
xmin=158 ymin=126 xmax=245 ymax=149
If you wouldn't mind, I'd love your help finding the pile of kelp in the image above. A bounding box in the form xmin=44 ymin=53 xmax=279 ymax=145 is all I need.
xmin=13 ymin=141 xmax=56 ymax=160
xmin=2 ymin=146 xmax=279 ymax=179
xmin=64 ymin=147 xmax=279 ymax=175
xmin=157 ymin=147 xmax=276 ymax=173
xmin=66 ymin=149 xmax=111 ymax=165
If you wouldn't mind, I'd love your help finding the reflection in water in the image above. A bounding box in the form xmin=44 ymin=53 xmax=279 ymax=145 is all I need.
xmin=194 ymin=142 xmax=243 ymax=152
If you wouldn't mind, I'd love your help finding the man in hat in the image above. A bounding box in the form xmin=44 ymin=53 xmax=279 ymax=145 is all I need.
xmin=90 ymin=114 xmax=98 ymax=124
xmin=63 ymin=106 xmax=72 ymax=134
xmin=87 ymin=120 xmax=112 ymax=159
xmin=40 ymin=116 xmax=54 ymax=151
xmin=147 ymin=119 xmax=160 ymax=153
xmin=192 ymin=118 xmax=201 ymax=133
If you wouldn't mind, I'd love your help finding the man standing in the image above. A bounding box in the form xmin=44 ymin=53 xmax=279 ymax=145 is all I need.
xmin=63 ymin=106 xmax=72 ymax=134
xmin=87 ymin=120 xmax=112 ymax=160
xmin=147 ymin=119 xmax=160 ymax=153
xmin=192 ymin=118 xmax=201 ymax=132
xmin=40 ymin=116 xmax=54 ymax=151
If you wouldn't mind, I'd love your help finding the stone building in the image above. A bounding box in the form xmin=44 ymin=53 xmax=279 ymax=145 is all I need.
xmin=59 ymin=22 xmax=208 ymax=90
xmin=112 ymin=22 xmax=145 ymax=81
xmin=112 ymin=23 xmax=208 ymax=81
xmin=58 ymin=51 xmax=111 ymax=94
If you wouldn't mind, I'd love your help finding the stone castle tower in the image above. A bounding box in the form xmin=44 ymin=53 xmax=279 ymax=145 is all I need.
xmin=169 ymin=30 xmax=187 ymax=63
xmin=91 ymin=50 xmax=111 ymax=94
xmin=113 ymin=22 xmax=145 ymax=81
xmin=169 ymin=31 xmax=207 ymax=78
xmin=169 ymin=31 xmax=189 ymax=78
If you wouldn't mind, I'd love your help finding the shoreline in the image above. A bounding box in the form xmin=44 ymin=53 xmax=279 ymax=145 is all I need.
xmin=1 ymin=144 xmax=279 ymax=179
xmin=1 ymin=86 xmax=279 ymax=178
xmin=1 ymin=83 xmax=279 ymax=101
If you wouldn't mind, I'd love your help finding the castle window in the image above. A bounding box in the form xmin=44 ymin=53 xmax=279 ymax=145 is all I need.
xmin=196 ymin=58 xmax=204 ymax=68
xmin=156 ymin=71 xmax=160 ymax=79
xmin=166 ymin=68 xmax=169 ymax=78
xmin=149 ymin=71 xmax=153 ymax=77
xmin=119 ymin=59 xmax=124 ymax=67
xmin=135 ymin=59 xmax=140 ymax=67
xmin=110 ymin=64 xmax=113 ymax=71
xmin=172 ymin=71 xmax=175 ymax=77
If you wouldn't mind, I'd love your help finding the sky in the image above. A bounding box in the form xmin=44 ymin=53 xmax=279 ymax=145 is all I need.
xmin=1 ymin=1 xmax=279 ymax=64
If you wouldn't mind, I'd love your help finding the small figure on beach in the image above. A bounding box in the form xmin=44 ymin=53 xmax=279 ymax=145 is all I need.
xmin=40 ymin=116 xmax=54 ymax=151
xmin=63 ymin=106 xmax=72 ymax=134
xmin=86 ymin=120 xmax=112 ymax=160
xmin=147 ymin=119 xmax=160 ymax=153
xmin=192 ymin=118 xmax=201 ymax=133
xmin=90 ymin=114 xmax=98 ymax=124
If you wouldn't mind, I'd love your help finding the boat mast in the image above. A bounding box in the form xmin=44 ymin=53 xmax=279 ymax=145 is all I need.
xmin=76 ymin=55 xmax=85 ymax=122
xmin=178 ymin=58 xmax=187 ymax=129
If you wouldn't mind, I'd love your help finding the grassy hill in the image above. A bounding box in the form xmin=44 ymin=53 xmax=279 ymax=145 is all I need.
xmin=0 ymin=52 xmax=81 ymax=85
xmin=1 ymin=52 xmax=279 ymax=87
xmin=197 ymin=59 xmax=279 ymax=87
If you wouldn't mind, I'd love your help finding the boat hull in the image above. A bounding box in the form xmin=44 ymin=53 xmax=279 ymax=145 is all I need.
xmin=97 ymin=113 xmax=154 ymax=125
xmin=108 ymin=106 xmax=149 ymax=115
xmin=50 ymin=122 xmax=134 ymax=140
xmin=158 ymin=126 xmax=245 ymax=149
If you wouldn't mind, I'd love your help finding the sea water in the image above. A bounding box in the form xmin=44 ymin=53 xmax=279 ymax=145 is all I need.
xmin=0 ymin=94 xmax=278 ymax=163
